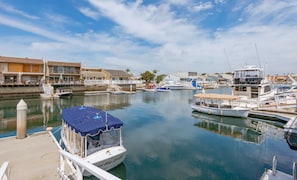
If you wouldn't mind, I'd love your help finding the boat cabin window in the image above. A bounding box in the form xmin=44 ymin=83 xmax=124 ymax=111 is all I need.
xmin=264 ymin=85 xmax=271 ymax=93
xmin=87 ymin=129 xmax=121 ymax=156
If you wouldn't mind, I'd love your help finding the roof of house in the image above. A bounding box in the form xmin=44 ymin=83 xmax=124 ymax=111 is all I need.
xmin=104 ymin=69 xmax=131 ymax=77
xmin=47 ymin=61 xmax=81 ymax=67
xmin=0 ymin=56 xmax=44 ymax=64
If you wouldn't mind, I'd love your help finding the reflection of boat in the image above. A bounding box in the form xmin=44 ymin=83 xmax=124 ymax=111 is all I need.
xmin=61 ymin=106 xmax=127 ymax=176
xmin=284 ymin=116 xmax=297 ymax=150
xmin=192 ymin=93 xmax=249 ymax=118
xmin=192 ymin=112 xmax=264 ymax=144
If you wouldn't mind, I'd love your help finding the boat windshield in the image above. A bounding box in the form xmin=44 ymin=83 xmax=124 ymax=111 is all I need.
xmin=87 ymin=128 xmax=121 ymax=156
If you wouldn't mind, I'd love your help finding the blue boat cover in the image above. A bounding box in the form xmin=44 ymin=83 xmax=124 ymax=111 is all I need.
xmin=62 ymin=106 xmax=123 ymax=136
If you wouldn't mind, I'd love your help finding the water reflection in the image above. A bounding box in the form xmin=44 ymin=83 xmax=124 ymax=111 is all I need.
xmin=0 ymin=93 xmax=133 ymax=135
xmin=284 ymin=132 xmax=297 ymax=150
xmin=192 ymin=111 xmax=284 ymax=145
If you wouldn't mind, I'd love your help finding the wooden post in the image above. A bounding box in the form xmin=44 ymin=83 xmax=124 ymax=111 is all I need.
xmin=16 ymin=99 xmax=27 ymax=139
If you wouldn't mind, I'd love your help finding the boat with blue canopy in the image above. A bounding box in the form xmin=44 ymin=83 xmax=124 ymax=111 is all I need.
xmin=60 ymin=106 xmax=127 ymax=176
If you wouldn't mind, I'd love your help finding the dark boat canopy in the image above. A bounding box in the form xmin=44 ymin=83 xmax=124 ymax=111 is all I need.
xmin=62 ymin=106 xmax=123 ymax=136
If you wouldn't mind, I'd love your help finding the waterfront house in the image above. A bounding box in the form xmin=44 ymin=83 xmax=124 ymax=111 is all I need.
xmin=104 ymin=69 xmax=132 ymax=81
xmin=81 ymin=68 xmax=110 ymax=81
xmin=46 ymin=61 xmax=81 ymax=85
xmin=0 ymin=56 xmax=44 ymax=85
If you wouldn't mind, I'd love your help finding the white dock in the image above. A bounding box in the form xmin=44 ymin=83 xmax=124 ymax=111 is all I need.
xmin=0 ymin=131 xmax=122 ymax=180
xmin=284 ymin=116 xmax=297 ymax=133
xmin=0 ymin=131 xmax=68 ymax=180
xmin=260 ymin=156 xmax=296 ymax=180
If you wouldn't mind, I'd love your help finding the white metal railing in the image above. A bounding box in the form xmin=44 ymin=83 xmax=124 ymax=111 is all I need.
xmin=58 ymin=149 xmax=121 ymax=180
xmin=0 ymin=161 xmax=9 ymax=180
xmin=270 ymin=155 xmax=297 ymax=180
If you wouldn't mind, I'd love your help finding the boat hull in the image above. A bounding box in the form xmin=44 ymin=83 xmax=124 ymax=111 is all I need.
xmin=83 ymin=146 xmax=127 ymax=176
xmin=167 ymin=85 xmax=184 ymax=90
xmin=191 ymin=105 xmax=249 ymax=118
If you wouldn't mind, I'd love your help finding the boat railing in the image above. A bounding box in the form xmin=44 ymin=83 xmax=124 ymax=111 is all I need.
xmin=0 ymin=161 xmax=9 ymax=180
xmin=233 ymin=77 xmax=263 ymax=85
xmin=263 ymin=155 xmax=297 ymax=180
xmin=58 ymin=149 xmax=121 ymax=180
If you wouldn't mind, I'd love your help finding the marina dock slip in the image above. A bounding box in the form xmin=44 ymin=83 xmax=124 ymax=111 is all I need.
xmin=0 ymin=131 xmax=73 ymax=180
xmin=249 ymin=109 xmax=297 ymax=122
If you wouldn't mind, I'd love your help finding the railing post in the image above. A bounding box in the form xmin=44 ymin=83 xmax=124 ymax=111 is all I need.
xmin=0 ymin=161 xmax=9 ymax=180
xmin=272 ymin=155 xmax=277 ymax=176
xmin=293 ymin=162 xmax=296 ymax=180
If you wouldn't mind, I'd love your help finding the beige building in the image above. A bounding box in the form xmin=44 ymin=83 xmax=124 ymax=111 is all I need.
xmin=81 ymin=68 xmax=131 ymax=81
xmin=104 ymin=69 xmax=132 ymax=80
xmin=0 ymin=55 xmax=134 ymax=86
xmin=46 ymin=61 xmax=81 ymax=84
xmin=81 ymin=68 xmax=110 ymax=80
xmin=0 ymin=56 xmax=44 ymax=85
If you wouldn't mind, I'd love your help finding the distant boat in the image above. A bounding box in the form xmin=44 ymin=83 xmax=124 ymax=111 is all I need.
xmin=167 ymin=85 xmax=184 ymax=90
xmin=143 ymin=83 xmax=157 ymax=92
xmin=40 ymin=83 xmax=59 ymax=99
xmin=60 ymin=106 xmax=127 ymax=176
xmin=156 ymin=86 xmax=170 ymax=92
xmin=40 ymin=83 xmax=72 ymax=99
xmin=192 ymin=93 xmax=249 ymax=118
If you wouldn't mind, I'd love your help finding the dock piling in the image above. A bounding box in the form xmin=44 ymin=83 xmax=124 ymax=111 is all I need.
xmin=16 ymin=99 xmax=27 ymax=139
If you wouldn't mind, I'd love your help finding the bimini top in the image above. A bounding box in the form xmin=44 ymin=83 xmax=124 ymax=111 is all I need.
xmin=62 ymin=106 xmax=123 ymax=136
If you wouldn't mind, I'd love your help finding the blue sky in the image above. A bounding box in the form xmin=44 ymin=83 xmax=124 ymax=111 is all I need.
xmin=0 ymin=0 xmax=296 ymax=75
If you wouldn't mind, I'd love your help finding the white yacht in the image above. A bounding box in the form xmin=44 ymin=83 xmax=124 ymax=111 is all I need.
xmin=232 ymin=65 xmax=275 ymax=101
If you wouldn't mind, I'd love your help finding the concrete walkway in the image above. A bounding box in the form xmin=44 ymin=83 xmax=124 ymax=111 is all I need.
xmin=0 ymin=131 xmax=69 ymax=180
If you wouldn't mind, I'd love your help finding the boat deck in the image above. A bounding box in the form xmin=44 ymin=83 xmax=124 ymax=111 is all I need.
xmin=261 ymin=169 xmax=293 ymax=180
xmin=0 ymin=131 xmax=73 ymax=180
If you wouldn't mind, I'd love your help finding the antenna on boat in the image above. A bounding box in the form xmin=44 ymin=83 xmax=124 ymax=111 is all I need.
xmin=105 ymin=111 xmax=108 ymax=131
xmin=255 ymin=44 xmax=262 ymax=68
xmin=224 ymin=48 xmax=232 ymax=72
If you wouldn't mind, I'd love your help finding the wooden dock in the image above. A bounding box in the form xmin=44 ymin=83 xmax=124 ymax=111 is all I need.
xmin=249 ymin=108 xmax=297 ymax=122
xmin=0 ymin=131 xmax=72 ymax=180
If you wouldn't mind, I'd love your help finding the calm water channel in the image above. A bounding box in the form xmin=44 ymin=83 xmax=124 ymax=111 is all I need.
xmin=0 ymin=87 xmax=296 ymax=180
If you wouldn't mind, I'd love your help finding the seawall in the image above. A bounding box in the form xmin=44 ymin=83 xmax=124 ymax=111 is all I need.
xmin=0 ymin=84 xmax=137 ymax=100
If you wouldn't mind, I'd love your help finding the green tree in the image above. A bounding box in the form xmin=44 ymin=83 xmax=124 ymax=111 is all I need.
xmin=141 ymin=71 xmax=155 ymax=84
xmin=156 ymin=74 xmax=166 ymax=84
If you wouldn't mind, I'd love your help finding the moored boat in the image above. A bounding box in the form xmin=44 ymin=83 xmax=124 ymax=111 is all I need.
xmin=60 ymin=106 xmax=127 ymax=176
xmin=232 ymin=65 xmax=275 ymax=101
xmin=192 ymin=93 xmax=249 ymax=118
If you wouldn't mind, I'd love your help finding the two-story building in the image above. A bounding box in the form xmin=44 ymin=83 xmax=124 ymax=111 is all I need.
xmin=0 ymin=56 xmax=44 ymax=85
xmin=46 ymin=61 xmax=81 ymax=84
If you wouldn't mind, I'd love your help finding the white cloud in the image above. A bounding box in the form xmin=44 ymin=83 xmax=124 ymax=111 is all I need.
xmin=88 ymin=0 xmax=203 ymax=45
xmin=244 ymin=0 xmax=297 ymax=25
xmin=0 ymin=2 xmax=39 ymax=20
xmin=0 ymin=0 xmax=296 ymax=75
xmin=79 ymin=7 xmax=101 ymax=20
xmin=192 ymin=2 xmax=213 ymax=12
